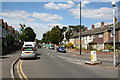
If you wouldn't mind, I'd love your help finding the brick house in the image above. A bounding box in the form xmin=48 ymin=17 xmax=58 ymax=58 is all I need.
xmin=0 ymin=19 xmax=20 ymax=46
xmin=69 ymin=18 xmax=120 ymax=50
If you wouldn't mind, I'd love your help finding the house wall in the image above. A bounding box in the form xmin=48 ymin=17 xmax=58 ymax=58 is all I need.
xmin=116 ymin=30 xmax=120 ymax=41
xmin=104 ymin=31 xmax=110 ymax=43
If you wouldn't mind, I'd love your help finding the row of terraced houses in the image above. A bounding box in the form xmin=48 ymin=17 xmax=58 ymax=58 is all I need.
xmin=69 ymin=17 xmax=120 ymax=50
xmin=0 ymin=19 xmax=19 ymax=47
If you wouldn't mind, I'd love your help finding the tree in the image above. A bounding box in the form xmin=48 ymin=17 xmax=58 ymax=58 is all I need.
xmin=6 ymin=35 xmax=14 ymax=46
xmin=19 ymin=24 xmax=26 ymax=41
xmin=66 ymin=28 xmax=73 ymax=41
xmin=42 ymin=31 xmax=50 ymax=43
xmin=19 ymin=24 xmax=36 ymax=42
xmin=23 ymin=27 xmax=36 ymax=41
xmin=42 ymin=26 xmax=64 ymax=44
xmin=49 ymin=26 xmax=64 ymax=44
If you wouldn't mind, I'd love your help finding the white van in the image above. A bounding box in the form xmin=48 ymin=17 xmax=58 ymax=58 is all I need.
xmin=23 ymin=42 xmax=36 ymax=47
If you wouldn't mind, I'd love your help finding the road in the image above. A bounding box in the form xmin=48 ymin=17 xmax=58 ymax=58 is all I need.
xmin=2 ymin=48 xmax=119 ymax=79
xmin=13 ymin=48 xmax=118 ymax=79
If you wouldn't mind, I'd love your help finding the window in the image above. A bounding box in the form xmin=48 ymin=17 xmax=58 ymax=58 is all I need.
xmin=89 ymin=36 xmax=92 ymax=40
xmin=110 ymin=32 xmax=113 ymax=37
xmin=98 ymin=34 xmax=103 ymax=38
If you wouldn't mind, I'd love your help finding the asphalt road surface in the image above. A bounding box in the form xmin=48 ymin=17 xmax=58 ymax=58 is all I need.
xmin=2 ymin=48 xmax=119 ymax=80
xmin=14 ymin=48 xmax=118 ymax=79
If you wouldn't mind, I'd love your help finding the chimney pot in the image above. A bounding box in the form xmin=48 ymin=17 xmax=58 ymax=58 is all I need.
xmin=114 ymin=17 xmax=117 ymax=23
xmin=85 ymin=27 xmax=88 ymax=31
xmin=92 ymin=25 xmax=95 ymax=29
xmin=101 ymin=22 xmax=104 ymax=27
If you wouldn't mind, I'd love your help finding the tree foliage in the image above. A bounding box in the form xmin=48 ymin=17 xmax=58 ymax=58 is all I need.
xmin=6 ymin=35 xmax=14 ymax=46
xmin=42 ymin=26 xmax=63 ymax=44
xmin=42 ymin=25 xmax=86 ymax=44
xmin=19 ymin=24 xmax=36 ymax=42
xmin=23 ymin=27 xmax=36 ymax=41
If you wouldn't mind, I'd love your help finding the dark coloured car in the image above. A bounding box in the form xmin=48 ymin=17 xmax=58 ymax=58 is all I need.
xmin=37 ymin=44 xmax=41 ymax=48
xmin=57 ymin=46 xmax=66 ymax=53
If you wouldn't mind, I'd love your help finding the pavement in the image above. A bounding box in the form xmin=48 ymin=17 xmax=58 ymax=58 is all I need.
xmin=2 ymin=50 xmax=20 ymax=78
xmin=67 ymin=49 xmax=119 ymax=68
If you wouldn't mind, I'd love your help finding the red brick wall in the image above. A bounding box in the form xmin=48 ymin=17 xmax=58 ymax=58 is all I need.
xmin=116 ymin=30 xmax=120 ymax=41
xmin=93 ymin=35 xmax=103 ymax=44
xmin=104 ymin=31 xmax=109 ymax=43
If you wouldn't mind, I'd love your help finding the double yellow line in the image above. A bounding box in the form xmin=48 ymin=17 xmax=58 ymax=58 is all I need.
xmin=17 ymin=60 xmax=28 ymax=80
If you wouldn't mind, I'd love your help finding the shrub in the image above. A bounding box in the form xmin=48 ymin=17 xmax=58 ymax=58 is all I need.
xmin=6 ymin=35 xmax=15 ymax=46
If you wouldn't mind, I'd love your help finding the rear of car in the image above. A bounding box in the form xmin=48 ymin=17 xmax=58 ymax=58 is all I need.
xmin=21 ymin=47 xmax=37 ymax=59
xmin=57 ymin=46 xmax=66 ymax=53
xmin=49 ymin=46 xmax=54 ymax=50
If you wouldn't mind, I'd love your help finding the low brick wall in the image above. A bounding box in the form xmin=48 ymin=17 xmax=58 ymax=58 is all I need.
xmin=2 ymin=45 xmax=22 ymax=55
xmin=71 ymin=49 xmax=114 ymax=54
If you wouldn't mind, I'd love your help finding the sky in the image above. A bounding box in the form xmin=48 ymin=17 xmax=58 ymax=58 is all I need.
xmin=1 ymin=0 xmax=120 ymax=39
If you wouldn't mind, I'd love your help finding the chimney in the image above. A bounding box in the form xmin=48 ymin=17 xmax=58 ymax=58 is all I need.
xmin=114 ymin=17 xmax=117 ymax=23
xmin=85 ymin=27 xmax=88 ymax=31
xmin=101 ymin=22 xmax=104 ymax=27
xmin=92 ymin=25 xmax=95 ymax=29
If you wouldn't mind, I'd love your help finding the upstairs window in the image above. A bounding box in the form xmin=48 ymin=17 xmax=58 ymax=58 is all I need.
xmin=98 ymin=34 xmax=103 ymax=38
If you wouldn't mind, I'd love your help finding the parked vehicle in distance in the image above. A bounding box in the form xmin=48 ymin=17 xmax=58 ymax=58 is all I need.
xmin=21 ymin=47 xmax=37 ymax=59
xmin=37 ymin=44 xmax=41 ymax=48
xmin=23 ymin=42 xmax=38 ymax=53
xmin=57 ymin=46 xmax=66 ymax=53
xmin=49 ymin=46 xmax=54 ymax=50
xmin=23 ymin=42 xmax=36 ymax=47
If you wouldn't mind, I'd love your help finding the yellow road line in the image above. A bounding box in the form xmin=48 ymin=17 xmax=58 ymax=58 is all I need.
xmin=20 ymin=60 xmax=28 ymax=80
xmin=17 ymin=60 xmax=24 ymax=80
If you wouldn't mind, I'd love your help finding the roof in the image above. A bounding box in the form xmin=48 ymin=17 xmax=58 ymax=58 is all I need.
xmin=72 ymin=32 xmax=79 ymax=38
xmin=0 ymin=19 xmax=4 ymax=27
xmin=71 ymin=22 xmax=120 ymax=38
xmin=104 ymin=40 xmax=120 ymax=44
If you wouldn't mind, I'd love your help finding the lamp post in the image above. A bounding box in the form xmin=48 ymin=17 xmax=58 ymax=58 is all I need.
xmin=72 ymin=0 xmax=82 ymax=55
xmin=79 ymin=2 xmax=82 ymax=55
xmin=112 ymin=2 xmax=116 ymax=67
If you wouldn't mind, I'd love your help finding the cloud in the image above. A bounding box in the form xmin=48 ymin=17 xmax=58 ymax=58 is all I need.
xmin=48 ymin=23 xmax=69 ymax=29
xmin=68 ymin=7 xmax=118 ymax=20
xmin=100 ymin=0 xmax=120 ymax=2
xmin=32 ymin=12 xmax=63 ymax=22
xmin=77 ymin=1 xmax=90 ymax=7
xmin=44 ymin=1 xmax=74 ymax=10
xmin=1 ymin=10 xmax=35 ymax=22
xmin=1 ymin=10 xmax=63 ymax=23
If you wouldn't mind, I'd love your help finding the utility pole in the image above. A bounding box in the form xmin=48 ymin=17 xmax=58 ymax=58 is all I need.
xmin=112 ymin=2 xmax=116 ymax=67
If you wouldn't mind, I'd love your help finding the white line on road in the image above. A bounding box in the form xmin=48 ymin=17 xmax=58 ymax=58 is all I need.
xmin=57 ymin=55 xmax=82 ymax=65
xmin=51 ymin=55 xmax=56 ymax=58
xmin=97 ymin=58 xmax=112 ymax=61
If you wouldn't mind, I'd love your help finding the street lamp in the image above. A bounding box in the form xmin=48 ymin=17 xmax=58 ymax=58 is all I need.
xmin=72 ymin=0 xmax=82 ymax=55
xmin=112 ymin=2 xmax=116 ymax=67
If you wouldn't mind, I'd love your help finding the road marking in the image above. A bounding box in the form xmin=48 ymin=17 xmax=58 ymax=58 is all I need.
xmin=57 ymin=55 xmax=82 ymax=65
xmin=17 ymin=60 xmax=24 ymax=80
xmin=98 ymin=58 xmax=112 ymax=61
xmin=51 ymin=55 xmax=56 ymax=58
xmin=19 ymin=60 xmax=28 ymax=80
xmin=17 ymin=60 xmax=28 ymax=80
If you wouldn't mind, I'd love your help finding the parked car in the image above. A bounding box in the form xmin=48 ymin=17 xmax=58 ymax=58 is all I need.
xmin=57 ymin=46 xmax=66 ymax=53
xmin=21 ymin=47 xmax=37 ymax=59
xmin=49 ymin=46 xmax=54 ymax=50
xmin=37 ymin=44 xmax=41 ymax=48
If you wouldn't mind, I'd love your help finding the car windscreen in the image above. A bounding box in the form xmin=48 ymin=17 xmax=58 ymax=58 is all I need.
xmin=22 ymin=47 xmax=33 ymax=51
xmin=59 ymin=46 xmax=65 ymax=49
xmin=25 ymin=45 xmax=32 ymax=46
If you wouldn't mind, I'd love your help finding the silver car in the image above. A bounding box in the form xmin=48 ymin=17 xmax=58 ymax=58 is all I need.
xmin=21 ymin=47 xmax=37 ymax=59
